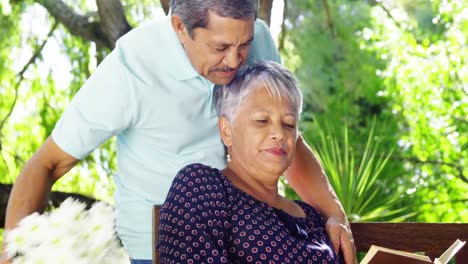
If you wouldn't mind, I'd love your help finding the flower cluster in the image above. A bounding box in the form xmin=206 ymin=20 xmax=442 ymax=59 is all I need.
xmin=4 ymin=198 xmax=129 ymax=264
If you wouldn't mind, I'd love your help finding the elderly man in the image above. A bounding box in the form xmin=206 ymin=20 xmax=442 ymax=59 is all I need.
xmin=2 ymin=1 xmax=356 ymax=263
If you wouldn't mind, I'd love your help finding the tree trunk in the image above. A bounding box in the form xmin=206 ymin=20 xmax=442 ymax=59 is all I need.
xmin=259 ymin=0 xmax=274 ymax=26
xmin=96 ymin=0 xmax=132 ymax=49
xmin=160 ymin=0 xmax=170 ymax=15
xmin=34 ymin=0 xmax=133 ymax=50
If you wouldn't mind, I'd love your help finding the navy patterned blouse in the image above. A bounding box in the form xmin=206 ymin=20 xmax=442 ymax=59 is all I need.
xmin=158 ymin=163 xmax=341 ymax=264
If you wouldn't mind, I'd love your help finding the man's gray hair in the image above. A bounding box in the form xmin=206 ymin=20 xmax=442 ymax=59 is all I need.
xmin=214 ymin=61 xmax=303 ymax=123
xmin=170 ymin=0 xmax=258 ymax=37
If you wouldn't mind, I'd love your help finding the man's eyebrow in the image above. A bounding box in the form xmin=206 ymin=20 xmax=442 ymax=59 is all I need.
xmin=242 ymin=37 xmax=254 ymax=45
xmin=215 ymin=37 xmax=255 ymax=47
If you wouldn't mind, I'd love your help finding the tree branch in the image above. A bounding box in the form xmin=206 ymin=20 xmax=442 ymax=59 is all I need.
xmin=0 ymin=152 xmax=11 ymax=179
xmin=34 ymin=0 xmax=133 ymax=50
xmin=321 ymin=0 xmax=335 ymax=37
xmin=278 ymin=0 xmax=287 ymax=52
xmin=0 ymin=21 xmax=59 ymax=147
xmin=443 ymin=45 xmax=468 ymax=98
xmin=372 ymin=0 xmax=404 ymax=29
xmin=160 ymin=0 xmax=170 ymax=15
xmin=2 ymin=145 xmax=26 ymax=166
xmin=34 ymin=0 xmax=109 ymax=47
xmin=259 ymin=0 xmax=273 ymax=26
xmin=96 ymin=0 xmax=131 ymax=49
xmin=453 ymin=116 xmax=468 ymax=125
xmin=462 ymin=85 xmax=468 ymax=96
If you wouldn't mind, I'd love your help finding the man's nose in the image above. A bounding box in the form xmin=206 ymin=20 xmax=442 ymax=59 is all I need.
xmin=223 ymin=48 xmax=242 ymax=69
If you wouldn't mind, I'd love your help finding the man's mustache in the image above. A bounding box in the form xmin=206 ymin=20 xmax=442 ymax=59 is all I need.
xmin=210 ymin=67 xmax=236 ymax=72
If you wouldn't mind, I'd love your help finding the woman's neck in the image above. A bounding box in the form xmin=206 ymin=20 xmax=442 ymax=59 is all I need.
xmin=221 ymin=165 xmax=283 ymax=208
xmin=222 ymin=165 xmax=306 ymax=218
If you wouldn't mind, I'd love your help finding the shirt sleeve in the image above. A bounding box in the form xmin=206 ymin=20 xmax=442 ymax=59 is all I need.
xmin=247 ymin=19 xmax=281 ymax=65
xmin=158 ymin=164 xmax=231 ymax=264
xmin=51 ymin=41 xmax=137 ymax=159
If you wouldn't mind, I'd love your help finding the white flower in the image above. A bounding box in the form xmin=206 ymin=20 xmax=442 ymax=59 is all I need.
xmin=4 ymin=198 xmax=130 ymax=264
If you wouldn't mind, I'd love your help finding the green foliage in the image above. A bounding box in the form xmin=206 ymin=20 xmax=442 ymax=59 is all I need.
xmin=0 ymin=0 xmax=162 ymax=202
xmin=122 ymin=0 xmax=164 ymax=26
xmin=282 ymin=0 xmax=468 ymax=222
xmin=0 ymin=0 xmax=466 ymax=224
xmin=365 ymin=0 xmax=468 ymax=222
xmin=304 ymin=118 xmax=413 ymax=222
xmin=0 ymin=0 xmax=31 ymax=181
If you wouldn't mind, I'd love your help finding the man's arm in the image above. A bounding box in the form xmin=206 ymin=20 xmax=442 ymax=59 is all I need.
xmin=3 ymin=137 xmax=79 ymax=248
xmin=285 ymin=135 xmax=357 ymax=264
xmin=285 ymin=135 xmax=343 ymax=221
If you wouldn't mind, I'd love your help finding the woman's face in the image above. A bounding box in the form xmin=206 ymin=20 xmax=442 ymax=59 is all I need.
xmin=221 ymin=85 xmax=299 ymax=183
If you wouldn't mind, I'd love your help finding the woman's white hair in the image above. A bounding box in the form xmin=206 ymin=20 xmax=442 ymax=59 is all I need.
xmin=214 ymin=61 xmax=303 ymax=122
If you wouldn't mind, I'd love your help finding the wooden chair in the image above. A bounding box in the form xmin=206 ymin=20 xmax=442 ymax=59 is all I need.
xmin=152 ymin=204 xmax=467 ymax=263
xmin=152 ymin=205 xmax=162 ymax=264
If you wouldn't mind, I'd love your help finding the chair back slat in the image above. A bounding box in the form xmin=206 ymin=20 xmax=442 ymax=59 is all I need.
xmin=152 ymin=205 xmax=162 ymax=264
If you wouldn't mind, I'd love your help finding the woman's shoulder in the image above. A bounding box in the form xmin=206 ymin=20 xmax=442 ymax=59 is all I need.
xmin=177 ymin=163 xmax=218 ymax=174
xmin=171 ymin=163 xmax=227 ymax=195
xmin=175 ymin=163 xmax=221 ymax=182
xmin=164 ymin=163 xmax=230 ymax=216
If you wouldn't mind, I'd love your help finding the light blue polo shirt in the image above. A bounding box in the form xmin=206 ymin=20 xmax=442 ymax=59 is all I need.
xmin=52 ymin=16 xmax=280 ymax=259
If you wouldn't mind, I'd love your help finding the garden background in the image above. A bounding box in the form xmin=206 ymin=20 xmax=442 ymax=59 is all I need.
xmin=0 ymin=0 xmax=466 ymax=242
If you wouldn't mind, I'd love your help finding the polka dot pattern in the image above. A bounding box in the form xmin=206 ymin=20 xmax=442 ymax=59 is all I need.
xmin=158 ymin=163 xmax=341 ymax=263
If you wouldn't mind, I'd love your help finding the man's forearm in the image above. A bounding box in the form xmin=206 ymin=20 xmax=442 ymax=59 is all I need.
xmin=4 ymin=158 xmax=54 ymax=230
xmin=5 ymin=136 xmax=79 ymax=231
xmin=285 ymin=135 xmax=346 ymax=221
xmin=2 ymin=137 xmax=79 ymax=262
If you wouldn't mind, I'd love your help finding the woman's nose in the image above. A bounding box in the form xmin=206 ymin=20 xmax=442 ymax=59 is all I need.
xmin=270 ymin=124 xmax=286 ymax=141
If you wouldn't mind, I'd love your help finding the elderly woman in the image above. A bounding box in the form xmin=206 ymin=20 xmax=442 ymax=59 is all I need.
xmin=158 ymin=61 xmax=341 ymax=263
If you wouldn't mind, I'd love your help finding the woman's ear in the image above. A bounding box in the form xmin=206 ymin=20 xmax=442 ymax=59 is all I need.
xmin=218 ymin=116 xmax=233 ymax=147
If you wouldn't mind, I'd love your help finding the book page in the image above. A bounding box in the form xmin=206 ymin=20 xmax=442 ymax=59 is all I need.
xmin=360 ymin=245 xmax=432 ymax=264
xmin=433 ymin=239 xmax=466 ymax=264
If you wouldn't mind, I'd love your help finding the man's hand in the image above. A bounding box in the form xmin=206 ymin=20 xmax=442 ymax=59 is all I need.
xmin=325 ymin=216 xmax=358 ymax=264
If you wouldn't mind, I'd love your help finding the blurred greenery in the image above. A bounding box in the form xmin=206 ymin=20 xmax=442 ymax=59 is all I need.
xmin=0 ymin=0 xmax=466 ymax=240
xmin=0 ymin=0 xmax=163 ymax=204
xmin=281 ymin=0 xmax=467 ymax=223
xmin=305 ymin=118 xmax=414 ymax=222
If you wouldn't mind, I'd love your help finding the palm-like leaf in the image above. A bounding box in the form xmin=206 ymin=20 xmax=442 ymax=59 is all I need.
xmin=304 ymin=119 xmax=413 ymax=222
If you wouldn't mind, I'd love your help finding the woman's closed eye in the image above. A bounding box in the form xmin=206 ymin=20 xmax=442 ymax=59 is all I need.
xmin=253 ymin=120 xmax=268 ymax=127
xmin=284 ymin=122 xmax=296 ymax=129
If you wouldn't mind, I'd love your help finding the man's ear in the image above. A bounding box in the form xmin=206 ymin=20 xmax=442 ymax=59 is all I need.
xmin=218 ymin=116 xmax=233 ymax=147
xmin=171 ymin=15 xmax=189 ymax=43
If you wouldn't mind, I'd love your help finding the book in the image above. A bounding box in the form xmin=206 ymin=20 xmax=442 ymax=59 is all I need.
xmin=360 ymin=239 xmax=466 ymax=264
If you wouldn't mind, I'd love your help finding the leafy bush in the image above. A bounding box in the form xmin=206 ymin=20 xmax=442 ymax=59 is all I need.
xmin=303 ymin=119 xmax=413 ymax=222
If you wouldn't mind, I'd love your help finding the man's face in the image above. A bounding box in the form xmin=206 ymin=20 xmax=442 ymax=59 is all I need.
xmin=172 ymin=11 xmax=255 ymax=85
